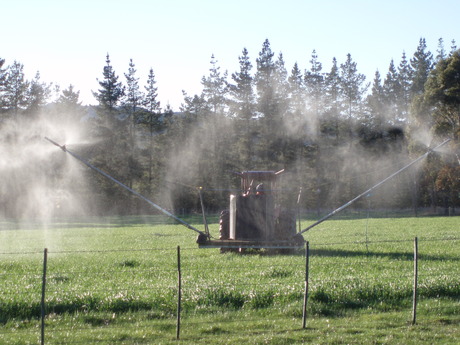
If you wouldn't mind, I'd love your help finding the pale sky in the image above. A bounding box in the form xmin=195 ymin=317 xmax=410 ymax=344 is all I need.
xmin=2 ymin=0 xmax=459 ymax=110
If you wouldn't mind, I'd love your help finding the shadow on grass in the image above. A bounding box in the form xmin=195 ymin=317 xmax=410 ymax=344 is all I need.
xmin=309 ymin=248 xmax=459 ymax=261
xmin=217 ymin=246 xmax=458 ymax=261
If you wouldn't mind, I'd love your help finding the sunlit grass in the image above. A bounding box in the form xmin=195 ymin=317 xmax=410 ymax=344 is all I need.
xmin=0 ymin=215 xmax=458 ymax=343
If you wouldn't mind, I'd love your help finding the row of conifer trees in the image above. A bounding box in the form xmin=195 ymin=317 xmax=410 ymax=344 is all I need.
xmin=0 ymin=38 xmax=458 ymax=218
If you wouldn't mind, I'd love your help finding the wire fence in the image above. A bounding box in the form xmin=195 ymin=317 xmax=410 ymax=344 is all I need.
xmin=1 ymin=237 xmax=459 ymax=344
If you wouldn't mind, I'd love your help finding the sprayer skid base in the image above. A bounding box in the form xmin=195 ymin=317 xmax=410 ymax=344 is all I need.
xmin=198 ymin=239 xmax=305 ymax=249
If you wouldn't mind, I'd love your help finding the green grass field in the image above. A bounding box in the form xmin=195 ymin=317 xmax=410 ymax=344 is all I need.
xmin=0 ymin=215 xmax=459 ymax=344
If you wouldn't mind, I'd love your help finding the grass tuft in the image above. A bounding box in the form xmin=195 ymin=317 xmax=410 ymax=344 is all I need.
xmin=118 ymin=259 xmax=141 ymax=268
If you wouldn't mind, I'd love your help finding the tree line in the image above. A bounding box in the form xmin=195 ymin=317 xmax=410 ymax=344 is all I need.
xmin=1 ymin=38 xmax=459 ymax=218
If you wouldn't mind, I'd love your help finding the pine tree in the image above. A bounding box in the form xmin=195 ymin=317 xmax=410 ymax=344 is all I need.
xmin=273 ymin=52 xmax=289 ymax=125
xmin=304 ymin=50 xmax=324 ymax=136
xmin=200 ymin=54 xmax=228 ymax=153
xmin=2 ymin=61 xmax=29 ymax=116
xmin=288 ymin=62 xmax=303 ymax=95
xmin=141 ymin=67 xmax=162 ymax=157
xmin=0 ymin=57 xmax=5 ymax=83
xmin=121 ymin=59 xmax=144 ymax=190
xmin=0 ymin=58 xmax=7 ymax=114
xmin=408 ymin=40 xmax=435 ymax=213
xmin=397 ymin=51 xmax=412 ymax=123
xmin=289 ymin=59 xmax=318 ymax=207
xmin=382 ymin=59 xmax=401 ymax=125
xmin=123 ymin=58 xmax=142 ymax=122
xmin=229 ymin=48 xmax=255 ymax=121
xmin=336 ymin=55 xmax=368 ymax=205
xmin=53 ymin=84 xmax=85 ymax=131
xmin=255 ymin=39 xmax=277 ymax=122
xmin=229 ymin=48 xmax=256 ymax=166
xmin=450 ymin=40 xmax=457 ymax=56
xmin=57 ymin=84 xmax=81 ymax=106
xmin=143 ymin=68 xmax=161 ymax=115
xmin=139 ymin=68 xmax=162 ymax=196
xmin=93 ymin=54 xmax=124 ymax=112
xmin=26 ymin=71 xmax=51 ymax=114
xmin=0 ymin=58 xmax=5 ymax=86
xmin=180 ymin=92 xmax=209 ymax=121
xmin=322 ymin=58 xmax=345 ymax=206
xmin=339 ymin=53 xmax=369 ymax=122
xmin=410 ymin=39 xmax=435 ymax=131
xmin=410 ymin=38 xmax=434 ymax=96
xmin=255 ymin=39 xmax=290 ymax=168
xmin=367 ymin=70 xmax=385 ymax=127
xmin=201 ymin=54 xmax=231 ymax=195
xmin=91 ymin=54 xmax=130 ymax=212
xmin=323 ymin=57 xmax=341 ymax=140
xmin=436 ymin=38 xmax=447 ymax=62
xmin=201 ymin=54 xmax=228 ymax=116
xmin=287 ymin=62 xmax=305 ymax=137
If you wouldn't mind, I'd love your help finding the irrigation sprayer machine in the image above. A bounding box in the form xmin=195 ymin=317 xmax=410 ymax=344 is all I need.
xmin=45 ymin=137 xmax=451 ymax=252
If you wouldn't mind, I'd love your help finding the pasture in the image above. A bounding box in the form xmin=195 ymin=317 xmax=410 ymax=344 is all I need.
xmin=0 ymin=214 xmax=459 ymax=344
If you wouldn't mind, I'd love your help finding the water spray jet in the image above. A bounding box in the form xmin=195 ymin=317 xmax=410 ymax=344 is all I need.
xmin=44 ymin=137 xmax=208 ymax=239
xmin=297 ymin=138 xmax=452 ymax=235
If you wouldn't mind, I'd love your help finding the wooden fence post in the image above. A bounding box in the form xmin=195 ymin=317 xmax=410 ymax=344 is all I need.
xmin=302 ymin=241 xmax=309 ymax=329
xmin=41 ymin=248 xmax=48 ymax=345
xmin=176 ymin=246 xmax=182 ymax=340
xmin=412 ymin=237 xmax=418 ymax=325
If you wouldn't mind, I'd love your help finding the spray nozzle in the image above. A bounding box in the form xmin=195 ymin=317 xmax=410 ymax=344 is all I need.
xmin=426 ymin=138 xmax=452 ymax=154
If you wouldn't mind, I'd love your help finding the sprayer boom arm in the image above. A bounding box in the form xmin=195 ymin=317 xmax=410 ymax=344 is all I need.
xmin=44 ymin=137 xmax=206 ymax=237
xmin=45 ymin=137 xmax=67 ymax=151
xmin=298 ymin=139 xmax=451 ymax=235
